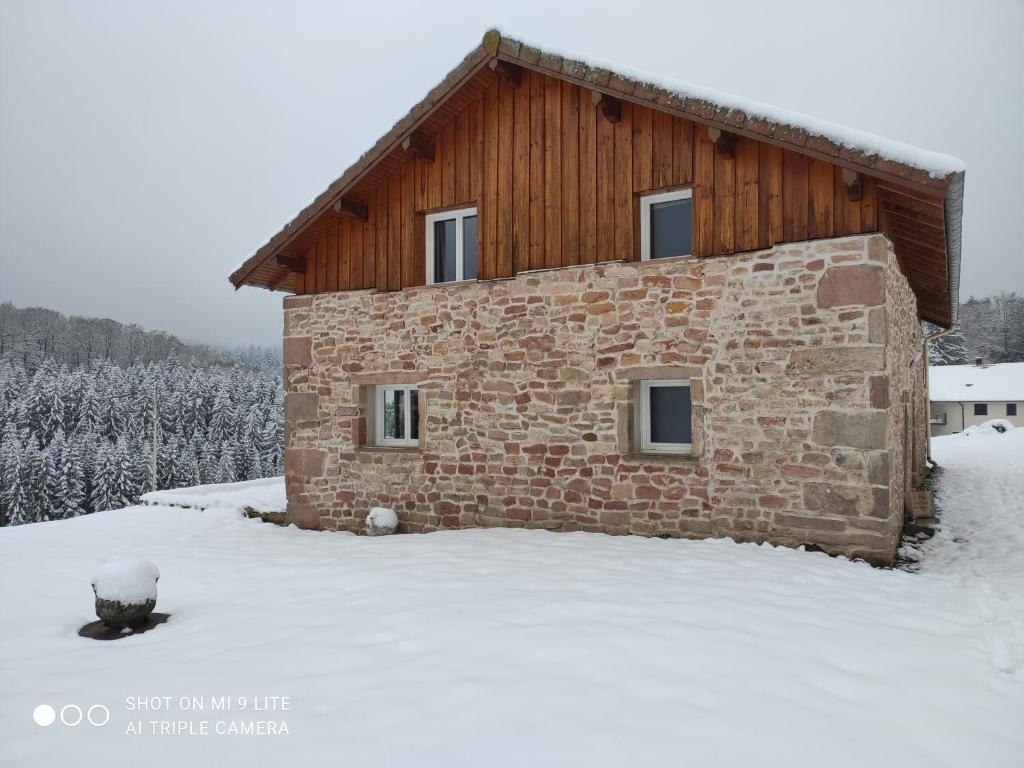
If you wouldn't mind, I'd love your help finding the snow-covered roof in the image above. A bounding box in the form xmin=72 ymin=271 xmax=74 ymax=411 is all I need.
xmin=929 ymin=362 xmax=1024 ymax=402
xmin=497 ymin=30 xmax=964 ymax=180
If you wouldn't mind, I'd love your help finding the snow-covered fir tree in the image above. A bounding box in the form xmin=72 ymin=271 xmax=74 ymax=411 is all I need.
xmin=928 ymin=328 xmax=968 ymax=366
xmin=0 ymin=353 xmax=283 ymax=526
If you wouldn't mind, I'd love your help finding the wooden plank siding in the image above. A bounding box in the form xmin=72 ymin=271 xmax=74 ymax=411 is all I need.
xmin=300 ymin=70 xmax=895 ymax=296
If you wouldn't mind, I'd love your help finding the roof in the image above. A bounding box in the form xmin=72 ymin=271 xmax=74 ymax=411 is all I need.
xmin=230 ymin=29 xmax=965 ymax=325
xmin=929 ymin=362 xmax=1024 ymax=402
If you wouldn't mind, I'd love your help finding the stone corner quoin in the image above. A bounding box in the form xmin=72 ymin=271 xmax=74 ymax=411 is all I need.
xmin=280 ymin=233 xmax=926 ymax=567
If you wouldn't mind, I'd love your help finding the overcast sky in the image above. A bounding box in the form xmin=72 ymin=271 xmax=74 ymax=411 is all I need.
xmin=1 ymin=0 xmax=1021 ymax=347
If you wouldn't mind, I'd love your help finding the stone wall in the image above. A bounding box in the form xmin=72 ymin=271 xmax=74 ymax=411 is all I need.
xmin=282 ymin=233 xmax=924 ymax=564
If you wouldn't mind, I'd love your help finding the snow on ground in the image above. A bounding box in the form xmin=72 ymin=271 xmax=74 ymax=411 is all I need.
xmin=140 ymin=476 xmax=285 ymax=514
xmin=2 ymin=449 xmax=1023 ymax=767
xmin=905 ymin=429 xmax=1024 ymax=589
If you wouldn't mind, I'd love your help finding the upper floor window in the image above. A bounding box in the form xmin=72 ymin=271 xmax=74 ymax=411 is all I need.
xmin=426 ymin=207 xmax=477 ymax=284
xmin=640 ymin=189 xmax=693 ymax=261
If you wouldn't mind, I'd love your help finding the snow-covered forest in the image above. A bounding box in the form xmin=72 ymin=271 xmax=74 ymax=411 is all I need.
xmin=0 ymin=304 xmax=282 ymax=526
xmin=929 ymin=292 xmax=1024 ymax=365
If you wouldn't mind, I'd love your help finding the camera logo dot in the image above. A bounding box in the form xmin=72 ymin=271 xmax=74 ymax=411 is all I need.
xmin=60 ymin=705 xmax=83 ymax=727
xmin=33 ymin=703 xmax=109 ymax=727
xmin=33 ymin=705 xmax=56 ymax=727
xmin=88 ymin=705 xmax=111 ymax=727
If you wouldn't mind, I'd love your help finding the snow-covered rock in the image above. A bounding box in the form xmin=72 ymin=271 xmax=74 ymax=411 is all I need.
xmin=963 ymin=419 xmax=1015 ymax=436
xmin=365 ymin=506 xmax=398 ymax=536
xmin=980 ymin=418 xmax=1014 ymax=433
xmin=91 ymin=557 xmax=160 ymax=627
xmin=92 ymin=557 xmax=160 ymax=603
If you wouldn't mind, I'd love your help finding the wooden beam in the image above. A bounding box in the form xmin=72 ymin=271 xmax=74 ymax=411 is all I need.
xmin=275 ymin=254 xmax=307 ymax=273
xmin=488 ymin=58 xmax=523 ymax=86
xmin=591 ymin=90 xmax=621 ymax=123
xmin=333 ymin=198 xmax=368 ymax=221
xmin=267 ymin=267 xmax=291 ymax=290
xmin=401 ymin=131 xmax=435 ymax=162
xmin=888 ymin=225 xmax=946 ymax=250
xmin=883 ymin=209 xmax=945 ymax=233
xmin=876 ymin=184 xmax=944 ymax=214
xmin=707 ymin=127 xmax=736 ymax=158
xmin=841 ymin=168 xmax=863 ymax=201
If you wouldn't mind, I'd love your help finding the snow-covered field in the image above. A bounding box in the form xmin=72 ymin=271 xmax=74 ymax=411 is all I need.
xmin=1 ymin=435 xmax=1022 ymax=767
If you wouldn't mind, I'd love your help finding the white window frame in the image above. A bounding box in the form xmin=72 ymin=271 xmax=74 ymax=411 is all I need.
xmin=426 ymin=206 xmax=478 ymax=284
xmin=374 ymin=385 xmax=419 ymax=447
xmin=639 ymin=379 xmax=692 ymax=453
xmin=639 ymin=188 xmax=693 ymax=261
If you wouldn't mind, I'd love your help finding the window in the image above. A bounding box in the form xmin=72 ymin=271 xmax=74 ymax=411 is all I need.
xmin=426 ymin=207 xmax=477 ymax=284
xmin=1008 ymin=403 xmax=1018 ymax=417
xmin=974 ymin=403 xmax=988 ymax=416
xmin=640 ymin=189 xmax=693 ymax=261
xmin=638 ymin=380 xmax=692 ymax=453
xmin=374 ymin=385 xmax=420 ymax=447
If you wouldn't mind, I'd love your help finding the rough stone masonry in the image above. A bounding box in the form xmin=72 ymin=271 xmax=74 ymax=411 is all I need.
xmin=282 ymin=233 xmax=926 ymax=565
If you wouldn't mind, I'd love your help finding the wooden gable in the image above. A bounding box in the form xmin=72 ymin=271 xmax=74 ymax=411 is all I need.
xmin=233 ymin=31 xmax=961 ymax=327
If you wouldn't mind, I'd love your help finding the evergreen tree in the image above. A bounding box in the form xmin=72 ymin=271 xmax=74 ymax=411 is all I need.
xmin=929 ymin=328 xmax=968 ymax=366
xmin=90 ymin=444 xmax=117 ymax=513
xmin=41 ymin=435 xmax=62 ymax=519
xmin=208 ymin=386 xmax=236 ymax=445
xmin=215 ymin=442 xmax=237 ymax=484
xmin=177 ymin=441 xmax=201 ymax=488
xmin=54 ymin=438 xmax=87 ymax=519
xmin=2 ymin=449 xmax=32 ymax=526
xmin=0 ymin=348 xmax=283 ymax=525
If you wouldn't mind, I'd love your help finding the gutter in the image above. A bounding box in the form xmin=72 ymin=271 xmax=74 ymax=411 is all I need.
xmin=923 ymin=325 xmax=958 ymax=463
xmin=941 ymin=171 xmax=965 ymax=328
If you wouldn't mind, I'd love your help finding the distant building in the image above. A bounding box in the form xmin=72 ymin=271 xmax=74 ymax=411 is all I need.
xmin=929 ymin=360 xmax=1024 ymax=436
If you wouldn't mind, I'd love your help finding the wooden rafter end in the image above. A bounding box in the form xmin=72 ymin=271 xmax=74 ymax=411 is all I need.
xmin=590 ymin=90 xmax=621 ymax=123
xmin=333 ymin=199 xmax=369 ymax=221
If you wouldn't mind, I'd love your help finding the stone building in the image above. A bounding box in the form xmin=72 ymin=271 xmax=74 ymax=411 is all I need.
xmin=231 ymin=31 xmax=964 ymax=565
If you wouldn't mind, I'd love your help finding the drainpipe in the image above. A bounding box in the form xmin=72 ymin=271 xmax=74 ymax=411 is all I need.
xmin=923 ymin=326 xmax=957 ymax=463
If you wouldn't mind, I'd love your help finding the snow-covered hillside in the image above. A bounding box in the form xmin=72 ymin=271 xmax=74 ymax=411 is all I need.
xmin=0 ymin=434 xmax=1022 ymax=767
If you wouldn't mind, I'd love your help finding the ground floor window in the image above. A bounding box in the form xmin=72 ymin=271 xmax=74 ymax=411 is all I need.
xmin=974 ymin=403 xmax=988 ymax=416
xmin=375 ymin=385 xmax=419 ymax=446
xmin=637 ymin=379 xmax=692 ymax=453
xmin=1008 ymin=403 xmax=1018 ymax=417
